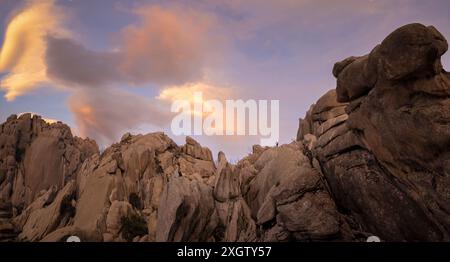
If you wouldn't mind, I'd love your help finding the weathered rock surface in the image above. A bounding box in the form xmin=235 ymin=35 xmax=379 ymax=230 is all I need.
xmin=156 ymin=175 xmax=218 ymax=241
xmin=17 ymin=181 xmax=76 ymax=241
xmin=1 ymin=23 xmax=450 ymax=242
xmin=302 ymin=23 xmax=450 ymax=241
xmin=0 ymin=113 xmax=98 ymax=210
xmin=0 ymin=201 xmax=18 ymax=242
xmin=238 ymin=142 xmax=350 ymax=241
xmin=334 ymin=23 xmax=448 ymax=102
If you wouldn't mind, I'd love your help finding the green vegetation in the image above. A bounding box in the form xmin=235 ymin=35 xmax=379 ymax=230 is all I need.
xmin=120 ymin=214 xmax=148 ymax=242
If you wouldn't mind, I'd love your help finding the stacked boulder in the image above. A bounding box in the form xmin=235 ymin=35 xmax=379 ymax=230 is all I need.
xmin=237 ymin=143 xmax=353 ymax=241
xmin=298 ymin=23 xmax=450 ymax=241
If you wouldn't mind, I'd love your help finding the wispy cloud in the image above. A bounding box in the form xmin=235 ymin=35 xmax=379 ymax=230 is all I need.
xmin=0 ymin=1 xmax=226 ymax=146
xmin=119 ymin=5 xmax=220 ymax=85
xmin=45 ymin=5 xmax=222 ymax=88
xmin=1 ymin=0 xmax=449 ymax=159
xmin=68 ymin=88 xmax=170 ymax=146
xmin=45 ymin=36 xmax=122 ymax=87
xmin=0 ymin=0 xmax=68 ymax=101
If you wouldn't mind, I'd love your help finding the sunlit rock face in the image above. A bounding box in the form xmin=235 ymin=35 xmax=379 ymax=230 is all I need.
xmin=1 ymin=23 xmax=450 ymax=242
xmin=0 ymin=113 xmax=98 ymax=208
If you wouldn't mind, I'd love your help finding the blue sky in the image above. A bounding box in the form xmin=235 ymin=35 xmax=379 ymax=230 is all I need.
xmin=1 ymin=0 xmax=450 ymax=160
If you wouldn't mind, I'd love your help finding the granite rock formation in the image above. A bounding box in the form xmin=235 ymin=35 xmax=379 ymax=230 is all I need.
xmin=1 ymin=23 xmax=449 ymax=242
xmin=299 ymin=23 xmax=450 ymax=241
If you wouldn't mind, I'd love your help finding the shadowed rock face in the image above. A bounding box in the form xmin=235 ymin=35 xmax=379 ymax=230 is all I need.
xmin=1 ymin=23 xmax=450 ymax=242
xmin=299 ymin=23 xmax=450 ymax=241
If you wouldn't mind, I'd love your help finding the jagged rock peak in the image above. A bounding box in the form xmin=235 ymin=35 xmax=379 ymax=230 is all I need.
xmin=181 ymin=136 xmax=213 ymax=161
xmin=0 ymin=113 xmax=98 ymax=207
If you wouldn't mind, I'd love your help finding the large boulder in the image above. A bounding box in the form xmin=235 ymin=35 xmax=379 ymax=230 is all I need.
xmin=237 ymin=142 xmax=351 ymax=241
xmin=73 ymin=168 xmax=115 ymax=241
xmin=16 ymin=181 xmax=77 ymax=241
xmin=181 ymin=136 xmax=214 ymax=161
xmin=156 ymin=175 xmax=218 ymax=241
xmin=334 ymin=23 xmax=449 ymax=102
xmin=300 ymin=23 xmax=450 ymax=241
xmin=213 ymin=152 xmax=256 ymax=241
xmin=214 ymin=154 xmax=240 ymax=202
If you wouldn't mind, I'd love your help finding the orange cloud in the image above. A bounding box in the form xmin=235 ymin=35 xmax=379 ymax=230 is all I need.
xmin=68 ymin=88 xmax=171 ymax=146
xmin=119 ymin=6 xmax=219 ymax=85
xmin=158 ymin=82 xmax=234 ymax=102
xmin=44 ymin=5 xmax=223 ymax=88
xmin=0 ymin=2 xmax=228 ymax=148
xmin=158 ymin=81 xmax=244 ymax=136
xmin=0 ymin=0 xmax=68 ymax=101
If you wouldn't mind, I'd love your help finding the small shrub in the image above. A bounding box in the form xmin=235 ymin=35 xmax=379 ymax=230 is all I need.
xmin=213 ymin=226 xmax=225 ymax=241
xmin=120 ymin=215 xmax=148 ymax=242
xmin=128 ymin=193 xmax=142 ymax=210
xmin=0 ymin=169 xmax=6 ymax=185
xmin=15 ymin=147 xmax=25 ymax=162
xmin=59 ymin=194 xmax=76 ymax=217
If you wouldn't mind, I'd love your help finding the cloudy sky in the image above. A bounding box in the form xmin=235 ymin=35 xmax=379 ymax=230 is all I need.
xmin=1 ymin=0 xmax=449 ymax=161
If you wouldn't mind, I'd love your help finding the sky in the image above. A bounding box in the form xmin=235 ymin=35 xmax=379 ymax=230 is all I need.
xmin=1 ymin=0 xmax=450 ymax=161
